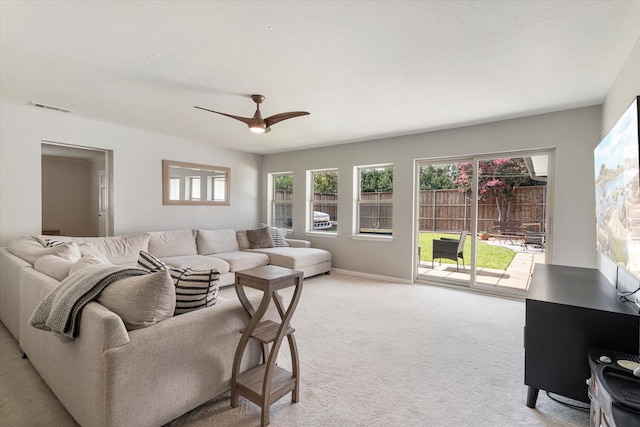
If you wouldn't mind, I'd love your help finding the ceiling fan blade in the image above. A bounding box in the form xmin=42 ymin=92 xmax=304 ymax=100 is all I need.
xmin=264 ymin=111 xmax=310 ymax=128
xmin=194 ymin=106 xmax=253 ymax=126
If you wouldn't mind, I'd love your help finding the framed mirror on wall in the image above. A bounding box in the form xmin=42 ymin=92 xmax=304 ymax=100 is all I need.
xmin=162 ymin=160 xmax=230 ymax=205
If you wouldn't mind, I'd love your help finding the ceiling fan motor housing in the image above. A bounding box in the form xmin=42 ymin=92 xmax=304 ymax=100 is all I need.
xmin=194 ymin=93 xmax=308 ymax=134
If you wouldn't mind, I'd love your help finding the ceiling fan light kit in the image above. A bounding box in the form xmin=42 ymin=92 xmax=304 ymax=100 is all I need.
xmin=195 ymin=94 xmax=309 ymax=134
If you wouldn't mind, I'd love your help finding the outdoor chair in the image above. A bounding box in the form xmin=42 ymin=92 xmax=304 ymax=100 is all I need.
xmin=524 ymin=230 xmax=545 ymax=251
xmin=432 ymin=230 xmax=468 ymax=271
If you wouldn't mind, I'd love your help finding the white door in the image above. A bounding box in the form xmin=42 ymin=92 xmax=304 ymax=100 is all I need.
xmin=98 ymin=170 xmax=109 ymax=237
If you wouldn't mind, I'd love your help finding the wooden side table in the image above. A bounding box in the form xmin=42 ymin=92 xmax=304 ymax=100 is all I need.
xmin=231 ymin=265 xmax=303 ymax=426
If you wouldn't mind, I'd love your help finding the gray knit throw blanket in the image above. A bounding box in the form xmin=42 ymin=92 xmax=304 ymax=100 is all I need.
xmin=29 ymin=265 xmax=147 ymax=343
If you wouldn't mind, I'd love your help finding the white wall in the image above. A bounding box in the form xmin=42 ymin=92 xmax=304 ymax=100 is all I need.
xmin=262 ymin=106 xmax=602 ymax=281
xmin=0 ymin=103 xmax=262 ymax=246
xmin=602 ymin=37 xmax=640 ymax=135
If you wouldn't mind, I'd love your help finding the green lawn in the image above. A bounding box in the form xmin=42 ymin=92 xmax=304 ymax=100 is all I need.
xmin=419 ymin=232 xmax=516 ymax=270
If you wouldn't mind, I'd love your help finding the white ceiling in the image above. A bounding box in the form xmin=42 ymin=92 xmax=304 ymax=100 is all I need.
xmin=1 ymin=1 xmax=639 ymax=155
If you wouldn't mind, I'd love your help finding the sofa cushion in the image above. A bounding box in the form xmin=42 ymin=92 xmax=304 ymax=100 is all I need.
xmin=246 ymin=227 xmax=274 ymax=249
xmin=73 ymin=234 xmax=150 ymax=265
xmin=250 ymin=247 xmax=331 ymax=269
xmin=34 ymin=255 xmax=75 ymax=281
xmin=96 ymin=269 xmax=176 ymax=330
xmin=208 ymin=251 xmax=270 ymax=272
xmin=147 ymin=230 xmax=198 ymax=258
xmin=7 ymin=236 xmax=80 ymax=265
xmin=161 ymin=255 xmax=230 ymax=274
xmin=196 ymin=229 xmax=240 ymax=255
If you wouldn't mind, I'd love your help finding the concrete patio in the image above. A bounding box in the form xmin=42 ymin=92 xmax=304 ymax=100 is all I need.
xmin=417 ymin=240 xmax=545 ymax=292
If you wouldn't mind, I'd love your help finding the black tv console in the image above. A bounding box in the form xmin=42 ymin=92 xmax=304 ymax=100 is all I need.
xmin=524 ymin=264 xmax=640 ymax=407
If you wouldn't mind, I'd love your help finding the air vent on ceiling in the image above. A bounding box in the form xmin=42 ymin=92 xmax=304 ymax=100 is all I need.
xmin=28 ymin=102 xmax=74 ymax=113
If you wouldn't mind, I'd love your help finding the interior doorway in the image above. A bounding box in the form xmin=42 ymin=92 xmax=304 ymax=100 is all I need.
xmin=41 ymin=142 xmax=113 ymax=237
xmin=415 ymin=150 xmax=552 ymax=296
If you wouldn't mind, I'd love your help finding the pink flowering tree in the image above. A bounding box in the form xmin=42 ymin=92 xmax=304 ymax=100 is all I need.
xmin=453 ymin=158 xmax=532 ymax=221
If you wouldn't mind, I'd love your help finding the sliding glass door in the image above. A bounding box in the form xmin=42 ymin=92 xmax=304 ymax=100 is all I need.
xmin=417 ymin=159 xmax=473 ymax=286
xmin=415 ymin=151 xmax=551 ymax=295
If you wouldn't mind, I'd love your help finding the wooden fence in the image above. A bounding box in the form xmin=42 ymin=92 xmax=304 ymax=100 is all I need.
xmin=419 ymin=186 xmax=546 ymax=232
xmin=274 ymin=185 xmax=546 ymax=232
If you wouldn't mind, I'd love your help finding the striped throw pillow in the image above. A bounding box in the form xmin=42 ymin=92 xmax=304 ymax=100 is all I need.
xmin=138 ymin=250 xmax=169 ymax=271
xmin=170 ymin=268 xmax=220 ymax=315
xmin=43 ymin=238 xmax=66 ymax=248
xmin=261 ymin=224 xmax=290 ymax=248
xmin=137 ymin=251 xmax=220 ymax=315
xmin=271 ymin=227 xmax=289 ymax=247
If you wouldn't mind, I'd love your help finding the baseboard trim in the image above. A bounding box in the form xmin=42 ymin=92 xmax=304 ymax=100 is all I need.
xmin=330 ymin=268 xmax=412 ymax=284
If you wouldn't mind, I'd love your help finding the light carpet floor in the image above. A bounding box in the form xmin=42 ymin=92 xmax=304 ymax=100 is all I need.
xmin=1 ymin=272 xmax=589 ymax=426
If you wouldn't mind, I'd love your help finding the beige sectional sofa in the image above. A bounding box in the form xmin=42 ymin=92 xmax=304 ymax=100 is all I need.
xmin=0 ymin=228 xmax=331 ymax=427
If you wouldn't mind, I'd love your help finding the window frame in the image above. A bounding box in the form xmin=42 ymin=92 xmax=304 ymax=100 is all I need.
xmin=207 ymin=175 xmax=227 ymax=201
xmin=269 ymin=172 xmax=294 ymax=231
xmin=187 ymin=176 xmax=201 ymax=200
xmin=307 ymin=168 xmax=338 ymax=235
xmin=353 ymin=164 xmax=394 ymax=239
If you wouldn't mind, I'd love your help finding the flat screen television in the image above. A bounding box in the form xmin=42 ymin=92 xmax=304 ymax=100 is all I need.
xmin=594 ymin=96 xmax=640 ymax=281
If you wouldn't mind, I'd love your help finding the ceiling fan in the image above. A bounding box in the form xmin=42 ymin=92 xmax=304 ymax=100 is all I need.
xmin=194 ymin=94 xmax=309 ymax=133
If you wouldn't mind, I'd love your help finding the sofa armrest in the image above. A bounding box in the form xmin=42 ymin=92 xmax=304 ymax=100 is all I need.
xmin=1 ymin=247 xmax=31 ymax=340
xmin=285 ymin=239 xmax=311 ymax=248
xmin=19 ymin=267 xmax=130 ymax=350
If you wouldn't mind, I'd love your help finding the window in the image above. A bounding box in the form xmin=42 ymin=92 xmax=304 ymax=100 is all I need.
xmin=271 ymin=173 xmax=293 ymax=230
xmin=187 ymin=176 xmax=201 ymax=200
xmin=356 ymin=165 xmax=393 ymax=235
xmin=207 ymin=175 xmax=226 ymax=201
xmin=309 ymin=169 xmax=338 ymax=233
xmin=169 ymin=177 xmax=180 ymax=200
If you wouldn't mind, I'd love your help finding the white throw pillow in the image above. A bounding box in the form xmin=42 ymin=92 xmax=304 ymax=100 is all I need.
xmin=69 ymin=253 xmax=112 ymax=275
xmin=97 ymin=269 xmax=176 ymax=330
xmin=76 ymin=242 xmax=112 ymax=262
xmin=34 ymin=255 xmax=75 ymax=281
